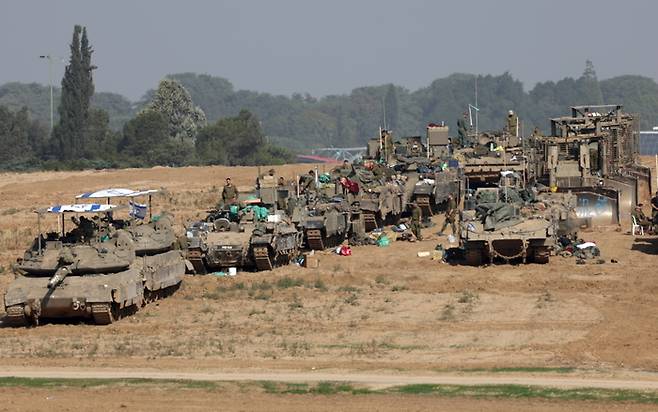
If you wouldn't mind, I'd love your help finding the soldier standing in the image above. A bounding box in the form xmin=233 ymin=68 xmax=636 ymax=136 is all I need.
xmin=651 ymin=191 xmax=658 ymax=227
xmin=410 ymin=201 xmax=423 ymax=241
xmin=507 ymin=110 xmax=519 ymax=137
xmin=221 ymin=177 xmax=239 ymax=206
xmin=438 ymin=193 xmax=458 ymax=236
xmin=301 ymin=170 xmax=317 ymax=194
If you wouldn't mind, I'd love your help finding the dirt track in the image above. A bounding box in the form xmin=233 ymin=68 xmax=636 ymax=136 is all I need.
xmin=2 ymin=366 xmax=658 ymax=391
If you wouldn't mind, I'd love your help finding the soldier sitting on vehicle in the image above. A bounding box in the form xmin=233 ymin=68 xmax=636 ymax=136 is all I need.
xmin=70 ymin=215 xmax=97 ymax=242
xmin=221 ymin=177 xmax=239 ymax=206
xmin=300 ymin=170 xmax=317 ymax=194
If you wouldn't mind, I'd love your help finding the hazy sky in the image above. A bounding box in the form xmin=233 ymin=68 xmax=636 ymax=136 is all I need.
xmin=2 ymin=0 xmax=656 ymax=100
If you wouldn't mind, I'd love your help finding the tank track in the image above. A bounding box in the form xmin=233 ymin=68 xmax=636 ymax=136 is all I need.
xmin=186 ymin=249 xmax=207 ymax=274
xmin=530 ymin=246 xmax=550 ymax=264
xmin=464 ymin=248 xmax=484 ymax=266
xmin=363 ymin=212 xmax=378 ymax=232
xmin=144 ymin=282 xmax=180 ymax=304
xmin=306 ymin=229 xmax=325 ymax=250
xmin=91 ymin=303 xmax=114 ymax=325
xmin=4 ymin=305 xmax=27 ymax=327
xmin=253 ymin=246 xmax=273 ymax=271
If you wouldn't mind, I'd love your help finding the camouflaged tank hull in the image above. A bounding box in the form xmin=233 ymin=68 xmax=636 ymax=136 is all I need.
xmin=250 ymin=222 xmax=302 ymax=271
xmin=135 ymin=250 xmax=186 ymax=295
xmin=129 ymin=215 xmax=177 ymax=256
xmin=460 ymin=218 xmax=554 ymax=266
xmin=4 ymin=268 xmax=144 ymax=326
xmin=357 ymin=183 xmax=406 ymax=231
xmin=186 ymin=228 xmax=253 ymax=274
xmin=300 ymin=205 xmax=350 ymax=250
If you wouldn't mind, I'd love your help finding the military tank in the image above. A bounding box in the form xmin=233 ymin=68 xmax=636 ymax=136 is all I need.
xmin=249 ymin=215 xmax=303 ymax=271
xmin=4 ymin=204 xmax=144 ymax=326
xmin=75 ymin=188 xmax=185 ymax=302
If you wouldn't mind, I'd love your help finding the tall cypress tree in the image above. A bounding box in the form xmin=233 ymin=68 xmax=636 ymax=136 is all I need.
xmin=80 ymin=28 xmax=94 ymax=120
xmin=53 ymin=25 xmax=96 ymax=160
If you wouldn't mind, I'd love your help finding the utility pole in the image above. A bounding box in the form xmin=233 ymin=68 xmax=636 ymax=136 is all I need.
xmin=39 ymin=54 xmax=54 ymax=132
xmin=474 ymin=75 xmax=478 ymax=137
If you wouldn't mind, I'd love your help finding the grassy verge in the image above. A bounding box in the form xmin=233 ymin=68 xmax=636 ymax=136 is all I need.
xmin=457 ymin=366 xmax=577 ymax=374
xmin=0 ymin=377 xmax=218 ymax=390
xmin=0 ymin=377 xmax=656 ymax=404
xmin=390 ymin=383 xmax=658 ymax=404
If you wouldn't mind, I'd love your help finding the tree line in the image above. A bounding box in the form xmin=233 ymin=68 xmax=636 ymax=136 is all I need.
xmin=2 ymin=27 xmax=658 ymax=171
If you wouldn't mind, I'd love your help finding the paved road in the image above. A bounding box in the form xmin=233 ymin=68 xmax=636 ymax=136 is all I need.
xmin=1 ymin=367 xmax=658 ymax=391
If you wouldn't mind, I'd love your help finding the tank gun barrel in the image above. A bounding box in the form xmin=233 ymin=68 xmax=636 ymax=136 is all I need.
xmin=48 ymin=265 xmax=71 ymax=289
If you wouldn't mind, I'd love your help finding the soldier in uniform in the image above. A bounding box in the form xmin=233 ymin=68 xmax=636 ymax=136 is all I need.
xmin=507 ymin=110 xmax=519 ymax=137
xmin=438 ymin=193 xmax=458 ymax=236
xmin=221 ymin=177 xmax=239 ymax=206
xmin=632 ymin=204 xmax=651 ymax=229
xmin=651 ymin=192 xmax=658 ymax=227
xmin=70 ymin=215 xmax=97 ymax=242
xmin=409 ymin=201 xmax=423 ymax=241
xmin=300 ymin=170 xmax=317 ymax=194
xmin=380 ymin=129 xmax=394 ymax=164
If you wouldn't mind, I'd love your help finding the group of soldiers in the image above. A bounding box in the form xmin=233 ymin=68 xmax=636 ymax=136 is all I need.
xmin=408 ymin=193 xmax=458 ymax=242
xmin=218 ymin=161 xmax=461 ymax=244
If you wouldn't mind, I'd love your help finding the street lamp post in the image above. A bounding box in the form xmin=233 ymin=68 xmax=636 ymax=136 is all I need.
xmin=39 ymin=55 xmax=54 ymax=132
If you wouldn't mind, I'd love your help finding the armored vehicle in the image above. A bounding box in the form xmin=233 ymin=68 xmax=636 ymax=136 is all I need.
xmin=460 ymin=201 xmax=554 ymax=266
xmin=348 ymin=166 xmax=406 ymax=231
xmin=250 ymin=215 xmax=303 ymax=271
xmin=297 ymin=199 xmax=351 ymax=250
xmin=458 ymin=171 xmax=569 ymax=266
xmin=529 ymin=105 xmax=652 ymax=226
xmin=185 ymin=205 xmax=257 ymax=274
xmin=5 ymin=204 xmax=145 ymax=326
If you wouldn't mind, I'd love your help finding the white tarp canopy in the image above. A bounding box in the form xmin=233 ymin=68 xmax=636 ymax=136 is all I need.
xmin=76 ymin=188 xmax=159 ymax=199
xmin=45 ymin=204 xmax=118 ymax=214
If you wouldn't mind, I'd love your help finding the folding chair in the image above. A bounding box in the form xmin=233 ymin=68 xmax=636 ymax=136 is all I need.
xmin=631 ymin=215 xmax=644 ymax=236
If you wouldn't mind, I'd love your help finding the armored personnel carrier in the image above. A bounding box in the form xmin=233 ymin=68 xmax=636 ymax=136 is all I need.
xmin=459 ymin=178 xmax=565 ymax=265
xmin=185 ymin=206 xmax=256 ymax=274
xmin=4 ymin=204 xmax=145 ymax=326
xmin=460 ymin=205 xmax=554 ymax=266
xmin=250 ymin=215 xmax=303 ymax=271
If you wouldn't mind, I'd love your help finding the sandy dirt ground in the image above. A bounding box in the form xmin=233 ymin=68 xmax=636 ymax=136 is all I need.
xmin=0 ymin=162 xmax=657 ymax=409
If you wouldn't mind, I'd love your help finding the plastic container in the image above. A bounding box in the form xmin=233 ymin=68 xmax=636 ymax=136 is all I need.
xmin=228 ymin=267 xmax=237 ymax=276
xmin=267 ymin=214 xmax=282 ymax=223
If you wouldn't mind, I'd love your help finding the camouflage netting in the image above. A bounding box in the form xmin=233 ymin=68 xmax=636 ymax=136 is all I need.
xmin=476 ymin=203 xmax=522 ymax=231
